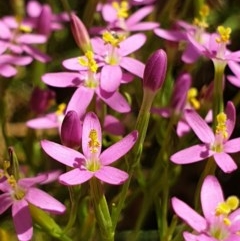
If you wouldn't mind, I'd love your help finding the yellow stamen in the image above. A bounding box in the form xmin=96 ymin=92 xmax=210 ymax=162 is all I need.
xmin=78 ymin=51 xmax=98 ymax=73
xmin=88 ymin=129 xmax=100 ymax=153
xmin=187 ymin=88 xmax=200 ymax=110
xmin=102 ymin=31 xmax=125 ymax=47
xmin=215 ymin=196 xmax=239 ymax=216
xmin=216 ymin=26 xmax=231 ymax=44
xmin=226 ymin=196 xmax=239 ymax=210
xmin=112 ymin=1 xmax=129 ymax=19
xmin=55 ymin=103 xmax=66 ymax=116
xmin=193 ymin=4 xmax=210 ymax=29
xmin=19 ymin=24 xmax=32 ymax=33
xmin=215 ymin=112 xmax=228 ymax=139
xmin=223 ymin=218 xmax=231 ymax=226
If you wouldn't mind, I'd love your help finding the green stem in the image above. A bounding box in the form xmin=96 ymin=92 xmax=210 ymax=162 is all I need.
xmin=89 ymin=178 xmax=114 ymax=241
xmin=212 ymin=60 xmax=226 ymax=128
xmin=194 ymin=157 xmax=216 ymax=210
xmin=111 ymin=89 xmax=155 ymax=230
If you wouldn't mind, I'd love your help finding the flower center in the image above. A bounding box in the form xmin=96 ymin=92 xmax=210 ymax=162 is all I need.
xmin=216 ymin=26 xmax=231 ymax=44
xmin=112 ymin=1 xmax=129 ymax=19
xmin=187 ymin=88 xmax=200 ymax=110
xmin=102 ymin=31 xmax=125 ymax=47
xmin=215 ymin=112 xmax=228 ymax=139
xmin=78 ymin=51 xmax=99 ymax=73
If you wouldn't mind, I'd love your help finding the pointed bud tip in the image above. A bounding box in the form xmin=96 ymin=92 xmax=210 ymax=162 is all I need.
xmin=143 ymin=49 xmax=167 ymax=92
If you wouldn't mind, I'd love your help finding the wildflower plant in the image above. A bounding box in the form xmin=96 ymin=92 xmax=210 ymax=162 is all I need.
xmin=1 ymin=1 xmax=240 ymax=241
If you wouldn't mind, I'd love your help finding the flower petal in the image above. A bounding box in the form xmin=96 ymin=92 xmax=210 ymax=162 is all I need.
xmin=224 ymin=138 xmax=240 ymax=153
xmin=170 ymin=144 xmax=213 ymax=164
xmin=0 ymin=193 xmax=13 ymax=215
xmin=42 ymin=72 xmax=83 ymax=87
xmin=66 ymin=86 xmax=94 ymax=118
xmin=59 ymin=168 xmax=93 ymax=185
xmin=100 ymin=65 xmax=122 ymax=93
xmin=26 ymin=188 xmax=65 ymax=214
xmin=184 ymin=109 xmax=214 ymax=143
xmin=97 ymin=89 xmax=131 ymax=113
xmin=103 ymin=115 xmax=125 ymax=136
xmin=12 ymin=200 xmax=33 ymax=241
xmin=201 ymin=175 xmax=224 ymax=223
xmin=82 ymin=112 xmax=102 ymax=158
xmin=26 ymin=113 xmax=59 ymax=129
xmin=100 ymin=131 xmax=138 ymax=165
xmin=213 ymin=152 xmax=237 ymax=173
xmin=128 ymin=22 xmax=159 ymax=32
xmin=225 ymin=101 xmax=236 ymax=138
xmin=41 ymin=140 xmax=86 ymax=167
xmin=94 ymin=166 xmax=128 ymax=185
xmin=120 ymin=57 xmax=145 ymax=78
xmin=119 ymin=34 xmax=146 ymax=56
xmin=171 ymin=197 xmax=207 ymax=232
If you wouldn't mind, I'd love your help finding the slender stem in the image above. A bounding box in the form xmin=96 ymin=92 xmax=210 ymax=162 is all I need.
xmin=212 ymin=60 xmax=226 ymax=128
xmin=89 ymin=178 xmax=114 ymax=241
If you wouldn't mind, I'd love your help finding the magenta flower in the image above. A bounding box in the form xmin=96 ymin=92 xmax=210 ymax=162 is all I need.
xmin=0 ymin=171 xmax=65 ymax=241
xmin=100 ymin=3 xmax=159 ymax=33
xmin=172 ymin=175 xmax=240 ymax=241
xmin=170 ymin=101 xmax=240 ymax=173
xmin=41 ymin=112 xmax=138 ymax=185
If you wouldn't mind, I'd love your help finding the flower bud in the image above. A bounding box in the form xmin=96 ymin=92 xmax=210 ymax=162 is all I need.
xmin=61 ymin=111 xmax=82 ymax=149
xmin=37 ymin=4 xmax=52 ymax=36
xmin=143 ymin=49 xmax=167 ymax=92
xmin=70 ymin=13 xmax=92 ymax=52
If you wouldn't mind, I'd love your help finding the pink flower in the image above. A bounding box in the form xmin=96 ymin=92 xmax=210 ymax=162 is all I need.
xmin=0 ymin=170 xmax=65 ymax=241
xmin=41 ymin=112 xmax=138 ymax=185
xmin=170 ymin=101 xmax=240 ymax=173
xmin=172 ymin=175 xmax=240 ymax=241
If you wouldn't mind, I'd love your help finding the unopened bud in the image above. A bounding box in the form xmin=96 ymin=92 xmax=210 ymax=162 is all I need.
xmin=61 ymin=111 xmax=82 ymax=149
xmin=143 ymin=49 xmax=167 ymax=92
xmin=70 ymin=13 xmax=92 ymax=52
xmin=37 ymin=4 xmax=52 ymax=36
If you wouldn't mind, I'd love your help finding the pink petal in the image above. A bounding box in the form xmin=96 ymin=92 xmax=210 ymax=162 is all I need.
xmin=0 ymin=64 xmax=17 ymax=77
xmin=171 ymin=197 xmax=207 ymax=232
xmin=26 ymin=114 xmax=59 ymax=129
xmin=59 ymin=168 xmax=93 ymax=185
xmin=97 ymin=89 xmax=131 ymax=113
xmin=225 ymin=101 xmax=236 ymax=138
xmin=201 ymin=175 xmax=224 ymax=223
xmin=184 ymin=109 xmax=215 ymax=143
xmin=126 ymin=6 xmax=154 ymax=26
xmin=27 ymin=0 xmax=42 ymax=17
xmin=181 ymin=43 xmax=201 ymax=63
xmin=82 ymin=112 xmax=102 ymax=158
xmin=183 ymin=232 xmax=199 ymax=241
xmin=91 ymin=37 xmax=106 ymax=56
xmin=100 ymin=131 xmax=138 ymax=165
xmin=120 ymin=57 xmax=145 ymax=78
xmin=41 ymin=139 xmax=86 ymax=167
xmin=154 ymin=28 xmax=186 ymax=41
xmin=128 ymin=22 xmax=159 ymax=31
xmin=227 ymin=75 xmax=240 ymax=87
xmin=18 ymin=175 xmax=48 ymax=188
xmin=151 ymin=107 xmax=171 ymax=118
xmin=42 ymin=72 xmax=83 ymax=87
xmin=22 ymin=45 xmax=51 ymax=62
xmin=102 ymin=4 xmax=117 ymax=22
xmin=94 ymin=166 xmax=128 ymax=185
xmin=228 ymin=61 xmax=240 ymax=78
xmin=0 ymin=193 xmax=13 ymax=215
xmin=213 ymin=152 xmax=237 ymax=173
xmin=103 ymin=115 xmax=125 ymax=136
xmin=12 ymin=200 xmax=33 ymax=241
xmin=26 ymin=188 xmax=65 ymax=214
xmin=170 ymin=144 xmax=213 ymax=164
xmin=224 ymin=138 xmax=240 ymax=153
xmin=66 ymin=86 xmax=94 ymax=118
xmin=119 ymin=33 xmax=146 ymax=56
xmin=62 ymin=57 xmax=88 ymax=71
xmin=176 ymin=120 xmax=191 ymax=137
xmin=17 ymin=33 xmax=47 ymax=44
xmin=100 ymin=65 xmax=122 ymax=93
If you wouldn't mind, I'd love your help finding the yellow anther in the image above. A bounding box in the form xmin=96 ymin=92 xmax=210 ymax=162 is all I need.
xmin=88 ymin=129 xmax=100 ymax=153
xmin=112 ymin=1 xmax=129 ymax=19
xmin=78 ymin=51 xmax=98 ymax=73
xmin=187 ymin=88 xmax=200 ymax=110
xmin=193 ymin=4 xmax=209 ymax=29
xmin=7 ymin=175 xmax=17 ymax=188
xmin=102 ymin=31 xmax=125 ymax=47
xmin=216 ymin=26 xmax=231 ymax=44
xmin=55 ymin=103 xmax=66 ymax=116
xmin=223 ymin=217 xmax=231 ymax=226
xmin=19 ymin=24 xmax=32 ymax=33
xmin=3 ymin=160 xmax=10 ymax=172
xmin=226 ymin=196 xmax=239 ymax=211
xmin=215 ymin=202 xmax=231 ymax=216
xmin=216 ymin=112 xmax=228 ymax=139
